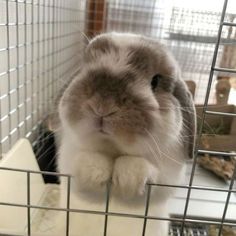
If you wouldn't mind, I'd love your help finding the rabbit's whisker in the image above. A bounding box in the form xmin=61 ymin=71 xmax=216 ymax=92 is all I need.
xmin=144 ymin=129 xmax=183 ymax=165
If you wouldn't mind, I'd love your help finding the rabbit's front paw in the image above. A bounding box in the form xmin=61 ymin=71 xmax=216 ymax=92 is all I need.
xmin=112 ymin=156 xmax=158 ymax=198
xmin=74 ymin=152 xmax=113 ymax=192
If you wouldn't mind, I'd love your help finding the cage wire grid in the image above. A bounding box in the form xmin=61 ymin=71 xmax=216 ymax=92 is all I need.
xmin=0 ymin=0 xmax=236 ymax=236
xmin=0 ymin=0 xmax=86 ymax=155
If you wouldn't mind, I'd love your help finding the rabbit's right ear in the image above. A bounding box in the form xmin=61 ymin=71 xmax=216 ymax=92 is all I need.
xmin=174 ymin=80 xmax=196 ymax=159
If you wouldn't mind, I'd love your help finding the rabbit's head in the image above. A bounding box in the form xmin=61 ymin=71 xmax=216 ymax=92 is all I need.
xmin=59 ymin=33 xmax=196 ymax=159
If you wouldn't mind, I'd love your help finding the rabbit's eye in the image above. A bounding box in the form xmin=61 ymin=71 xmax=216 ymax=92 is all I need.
xmin=151 ymin=74 xmax=161 ymax=90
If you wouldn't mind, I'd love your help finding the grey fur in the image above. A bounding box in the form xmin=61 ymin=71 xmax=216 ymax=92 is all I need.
xmin=125 ymin=39 xmax=195 ymax=158
xmin=127 ymin=45 xmax=156 ymax=75
xmin=60 ymin=67 xmax=155 ymax=137
xmin=156 ymin=75 xmax=175 ymax=93
xmin=174 ymin=80 xmax=196 ymax=158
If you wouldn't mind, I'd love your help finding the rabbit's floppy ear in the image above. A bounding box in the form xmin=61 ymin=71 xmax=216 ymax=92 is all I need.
xmin=174 ymin=80 xmax=196 ymax=158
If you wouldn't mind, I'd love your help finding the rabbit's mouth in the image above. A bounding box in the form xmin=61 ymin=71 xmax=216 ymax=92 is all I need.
xmin=93 ymin=116 xmax=111 ymax=135
xmin=99 ymin=129 xmax=109 ymax=135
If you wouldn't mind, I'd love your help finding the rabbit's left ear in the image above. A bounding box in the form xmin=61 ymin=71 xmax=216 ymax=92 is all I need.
xmin=174 ymin=80 xmax=196 ymax=158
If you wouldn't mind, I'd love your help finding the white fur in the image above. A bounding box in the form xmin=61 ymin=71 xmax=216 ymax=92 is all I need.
xmin=58 ymin=122 xmax=185 ymax=235
xmin=57 ymin=33 xmax=188 ymax=235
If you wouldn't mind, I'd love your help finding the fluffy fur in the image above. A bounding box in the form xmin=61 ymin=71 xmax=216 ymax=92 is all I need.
xmin=57 ymin=32 xmax=196 ymax=235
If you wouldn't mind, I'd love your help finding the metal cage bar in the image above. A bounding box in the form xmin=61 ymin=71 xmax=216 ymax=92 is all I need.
xmin=27 ymin=171 xmax=31 ymax=236
xmin=180 ymin=0 xmax=235 ymax=235
xmin=66 ymin=176 xmax=71 ymax=236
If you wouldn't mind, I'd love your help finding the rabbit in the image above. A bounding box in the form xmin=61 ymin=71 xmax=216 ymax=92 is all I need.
xmin=56 ymin=32 xmax=196 ymax=236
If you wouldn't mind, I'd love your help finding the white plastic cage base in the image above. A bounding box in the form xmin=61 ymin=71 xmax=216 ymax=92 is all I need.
xmin=0 ymin=139 xmax=61 ymax=236
xmin=0 ymin=139 xmax=236 ymax=236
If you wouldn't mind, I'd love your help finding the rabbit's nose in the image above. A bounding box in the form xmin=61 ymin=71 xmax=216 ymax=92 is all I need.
xmin=88 ymin=103 xmax=118 ymax=117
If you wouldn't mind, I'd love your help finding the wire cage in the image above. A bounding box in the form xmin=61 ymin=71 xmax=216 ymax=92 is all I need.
xmin=0 ymin=0 xmax=236 ymax=236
